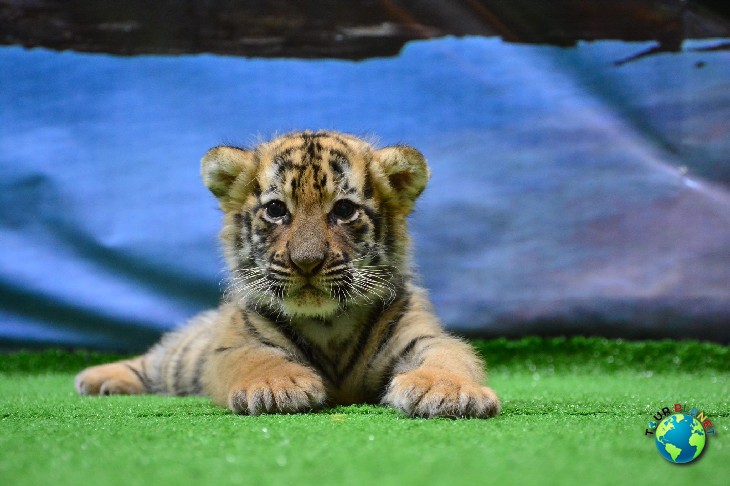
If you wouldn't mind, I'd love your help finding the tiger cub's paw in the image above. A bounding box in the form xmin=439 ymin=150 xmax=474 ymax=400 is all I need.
xmin=382 ymin=367 xmax=500 ymax=419
xmin=75 ymin=362 xmax=145 ymax=396
xmin=227 ymin=363 xmax=327 ymax=415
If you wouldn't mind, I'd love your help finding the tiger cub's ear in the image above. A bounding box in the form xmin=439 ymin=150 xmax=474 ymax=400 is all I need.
xmin=201 ymin=146 xmax=258 ymax=203
xmin=373 ymin=145 xmax=430 ymax=214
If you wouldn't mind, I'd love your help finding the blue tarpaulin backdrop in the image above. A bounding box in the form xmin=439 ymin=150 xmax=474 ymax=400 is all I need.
xmin=1 ymin=37 xmax=729 ymax=350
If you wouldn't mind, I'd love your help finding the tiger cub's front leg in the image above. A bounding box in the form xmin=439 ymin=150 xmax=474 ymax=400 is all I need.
xmin=204 ymin=346 xmax=327 ymax=415
xmin=382 ymin=335 xmax=500 ymax=418
xmin=380 ymin=303 xmax=500 ymax=419
xmin=75 ymin=357 xmax=148 ymax=396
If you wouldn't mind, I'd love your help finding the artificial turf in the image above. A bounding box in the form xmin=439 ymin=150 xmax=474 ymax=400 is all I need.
xmin=1 ymin=338 xmax=728 ymax=486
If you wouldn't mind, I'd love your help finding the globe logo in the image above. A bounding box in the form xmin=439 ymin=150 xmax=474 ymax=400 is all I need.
xmin=645 ymin=403 xmax=715 ymax=464
xmin=655 ymin=413 xmax=706 ymax=464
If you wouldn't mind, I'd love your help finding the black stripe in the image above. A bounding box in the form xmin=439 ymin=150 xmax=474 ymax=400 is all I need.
xmin=214 ymin=346 xmax=233 ymax=353
xmin=366 ymin=296 xmax=411 ymax=370
xmin=370 ymin=253 xmax=382 ymax=267
xmin=329 ymin=152 xmax=349 ymax=178
xmin=363 ymin=170 xmax=373 ymax=199
xmin=139 ymin=358 xmax=155 ymax=392
xmin=173 ymin=339 xmax=196 ymax=396
xmin=190 ymin=345 xmax=210 ymax=395
xmin=277 ymin=147 xmax=295 ymax=159
xmin=326 ymin=133 xmax=352 ymax=151
xmin=322 ymin=258 xmax=347 ymax=273
xmin=397 ymin=335 xmax=439 ymax=363
xmin=241 ymin=311 xmax=289 ymax=352
xmin=274 ymin=155 xmax=294 ymax=178
xmin=304 ymin=137 xmax=318 ymax=160
xmin=334 ymin=301 xmax=389 ymax=385
xmin=378 ymin=334 xmax=440 ymax=395
xmin=350 ymin=220 xmax=370 ymax=241
xmin=281 ymin=322 xmax=337 ymax=384
xmin=123 ymin=363 xmax=150 ymax=392
xmin=254 ymin=305 xmax=336 ymax=384
xmin=172 ymin=324 xmax=211 ymax=396
xmin=360 ymin=205 xmax=382 ymax=242
xmin=240 ymin=213 xmax=252 ymax=254
xmin=329 ymin=150 xmax=349 ymax=163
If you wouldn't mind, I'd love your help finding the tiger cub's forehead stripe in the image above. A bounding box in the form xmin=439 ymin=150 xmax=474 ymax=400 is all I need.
xmin=258 ymin=134 xmax=366 ymax=205
xmin=328 ymin=150 xmax=350 ymax=179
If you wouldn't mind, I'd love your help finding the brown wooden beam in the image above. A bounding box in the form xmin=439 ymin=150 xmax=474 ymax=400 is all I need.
xmin=0 ymin=1 xmax=727 ymax=59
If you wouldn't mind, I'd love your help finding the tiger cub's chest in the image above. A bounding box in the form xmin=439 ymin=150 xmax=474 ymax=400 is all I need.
xmin=292 ymin=316 xmax=383 ymax=404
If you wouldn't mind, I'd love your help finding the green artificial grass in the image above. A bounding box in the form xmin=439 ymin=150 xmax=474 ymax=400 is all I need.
xmin=1 ymin=338 xmax=728 ymax=486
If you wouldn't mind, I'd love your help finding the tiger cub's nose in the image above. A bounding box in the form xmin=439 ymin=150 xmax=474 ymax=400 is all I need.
xmin=290 ymin=251 xmax=326 ymax=276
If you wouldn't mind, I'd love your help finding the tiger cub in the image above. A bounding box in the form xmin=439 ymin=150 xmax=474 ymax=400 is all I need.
xmin=75 ymin=131 xmax=500 ymax=418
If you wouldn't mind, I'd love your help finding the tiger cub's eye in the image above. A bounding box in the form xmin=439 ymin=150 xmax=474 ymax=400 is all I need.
xmin=332 ymin=200 xmax=356 ymax=220
xmin=265 ymin=200 xmax=288 ymax=219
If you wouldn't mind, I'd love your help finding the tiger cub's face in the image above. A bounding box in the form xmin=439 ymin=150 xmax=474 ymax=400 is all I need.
xmin=201 ymin=131 xmax=429 ymax=318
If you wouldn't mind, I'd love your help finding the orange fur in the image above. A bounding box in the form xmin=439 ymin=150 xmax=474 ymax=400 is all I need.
xmin=76 ymin=358 xmax=146 ymax=395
